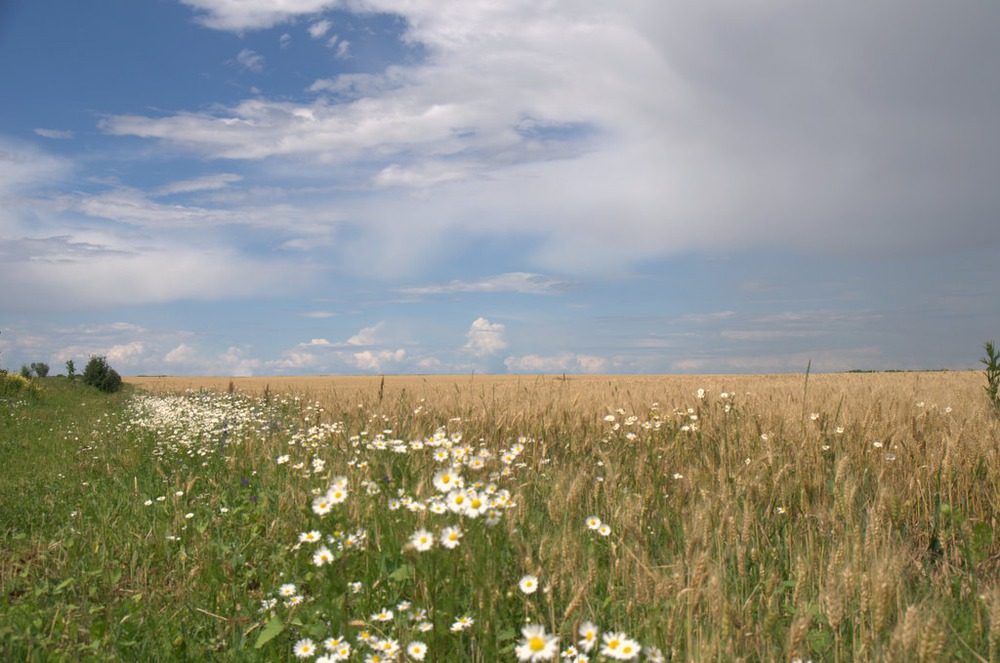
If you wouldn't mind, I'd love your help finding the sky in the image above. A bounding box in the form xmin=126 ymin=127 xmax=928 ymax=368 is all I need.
xmin=2 ymin=0 xmax=999 ymax=376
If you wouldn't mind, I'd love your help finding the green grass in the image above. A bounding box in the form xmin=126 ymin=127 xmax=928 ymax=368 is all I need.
xmin=3 ymin=373 xmax=1000 ymax=661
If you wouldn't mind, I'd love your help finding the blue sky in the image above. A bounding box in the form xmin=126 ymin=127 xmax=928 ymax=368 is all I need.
xmin=2 ymin=0 xmax=999 ymax=376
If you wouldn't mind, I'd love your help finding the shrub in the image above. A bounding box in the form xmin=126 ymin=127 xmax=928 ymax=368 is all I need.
xmin=81 ymin=356 xmax=122 ymax=393
xmin=65 ymin=359 xmax=76 ymax=381
xmin=0 ymin=372 xmax=39 ymax=398
xmin=983 ymin=340 xmax=1000 ymax=415
xmin=31 ymin=362 xmax=50 ymax=378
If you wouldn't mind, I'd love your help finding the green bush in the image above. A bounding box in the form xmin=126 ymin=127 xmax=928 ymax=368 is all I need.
xmin=31 ymin=362 xmax=49 ymax=378
xmin=81 ymin=356 xmax=122 ymax=393
xmin=983 ymin=340 xmax=1000 ymax=415
xmin=0 ymin=372 xmax=39 ymax=398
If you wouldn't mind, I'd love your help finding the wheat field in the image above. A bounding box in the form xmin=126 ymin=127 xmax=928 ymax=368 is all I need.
xmin=4 ymin=370 xmax=998 ymax=661
xmin=121 ymin=370 xmax=997 ymax=660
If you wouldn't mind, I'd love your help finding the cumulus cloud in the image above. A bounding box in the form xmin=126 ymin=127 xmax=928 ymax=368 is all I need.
xmin=464 ymin=317 xmax=507 ymax=356
xmin=504 ymin=352 xmax=607 ymax=374
xmin=346 ymin=322 xmax=385 ymax=346
xmin=165 ymin=343 xmax=197 ymax=364
xmin=352 ymin=348 xmax=405 ymax=372
xmin=106 ymin=341 xmax=145 ymax=365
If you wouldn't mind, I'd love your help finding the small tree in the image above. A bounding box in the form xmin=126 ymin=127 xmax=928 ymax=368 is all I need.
xmin=20 ymin=364 xmax=31 ymax=379
xmin=66 ymin=359 xmax=76 ymax=380
xmin=82 ymin=355 xmax=122 ymax=393
xmin=31 ymin=362 xmax=50 ymax=378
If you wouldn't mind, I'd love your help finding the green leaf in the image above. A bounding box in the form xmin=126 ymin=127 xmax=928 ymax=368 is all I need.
xmin=808 ymin=627 xmax=833 ymax=654
xmin=497 ymin=627 xmax=517 ymax=642
xmin=254 ymin=615 xmax=284 ymax=649
xmin=387 ymin=563 xmax=413 ymax=583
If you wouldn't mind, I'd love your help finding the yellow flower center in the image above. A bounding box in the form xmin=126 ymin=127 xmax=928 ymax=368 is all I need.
xmin=609 ymin=639 xmax=620 ymax=649
xmin=529 ymin=636 xmax=545 ymax=651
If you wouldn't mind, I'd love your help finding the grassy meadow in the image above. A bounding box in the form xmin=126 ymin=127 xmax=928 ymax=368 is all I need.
xmin=3 ymin=370 xmax=1000 ymax=661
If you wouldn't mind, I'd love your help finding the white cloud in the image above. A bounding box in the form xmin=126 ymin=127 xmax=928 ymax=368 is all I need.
xmin=156 ymin=173 xmax=242 ymax=196
xmin=106 ymin=342 xmax=145 ymax=366
xmin=34 ymin=128 xmax=74 ymax=139
xmin=0 ymin=246 xmax=296 ymax=312
xmin=107 ymin=1 xmax=1000 ymax=276
xmin=180 ymin=0 xmax=339 ymax=31
xmin=504 ymin=352 xmax=607 ymax=374
xmin=464 ymin=317 xmax=507 ymax=356
xmin=308 ymin=19 xmax=332 ymax=39
xmin=401 ymin=272 xmax=567 ymax=296
xmin=165 ymin=343 xmax=197 ymax=364
xmin=352 ymin=348 xmax=405 ymax=372
xmin=0 ymin=138 xmax=72 ymax=196
xmin=235 ymin=48 xmax=265 ymax=72
xmin=346 ymin=322 xmax=385 ymax=346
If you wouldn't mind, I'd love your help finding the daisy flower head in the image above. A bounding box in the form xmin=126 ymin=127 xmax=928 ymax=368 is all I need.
xmin=645 ymin=646 xmax=666 ymax=663
xmin=313 ymin=545 xmax=335 ymax=567
xmin=451 ymin=615 xmax=474 ymax=632
xmin=312 ymin=495 xmax=333 ymax=516
xmin=432 ymin=467 xmax=463 ymax=493
xmin=372 ymin=637 xmax=400 ymax=655
xmin=326 ymin=485 xmax=348 ymax=505
xmin=464 ymin=490 xmax=487 ymax=517
xmin=445 ymin=488 xmax=468 ymax=513
xmin=440 ymin=525 xmax=463 ymax=549
xmin=299 ymin=530 xmax=322 ymax=544
xmin=371 ymin=608 xmax=395 ymax=622
xmin=519 ymin=574 xmax=539 ymax=595
xmin=409 ymin=528 xmax=434 ymax=552
xmin=597 ymin=523 xmax=612 ymax=537
xmin=585 ymin=516 xmax=602 ymax=530
xmin=279 ymin=583 xmax=297 ymax=597
xmin=407 ymin=641 xmax=428 ymax=661
xmin=600 ymin=631 xmax=635 ymax=660
xmin=293 ymin=637 xmax=317 ymax=658
xmin=615 ymin=637 xmax=641 ymax=660
xmin=330 ymin=642 xmax=351 ymax=661
xmin=515 ymin=623 xmax=559 ymax=662
xmin=577 ymin=621 xmax=599 ymax=653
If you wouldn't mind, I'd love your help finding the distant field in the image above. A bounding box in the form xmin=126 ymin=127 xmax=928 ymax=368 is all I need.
xmin=126 ymin=371 xmax=986 ymax=425
xmin=4 ymin=370 xmax=998 ymax=661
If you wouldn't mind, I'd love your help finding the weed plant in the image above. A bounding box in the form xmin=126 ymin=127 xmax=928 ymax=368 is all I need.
xmin=3 ymin=371 xmax=1000 ymax=661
